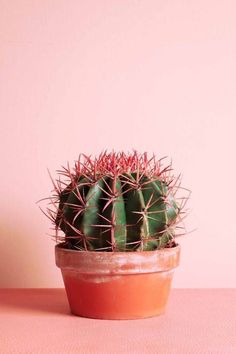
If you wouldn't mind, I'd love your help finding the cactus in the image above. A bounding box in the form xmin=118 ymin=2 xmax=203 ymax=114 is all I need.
xmin=44 ymin=151 xmax=189 ymax=252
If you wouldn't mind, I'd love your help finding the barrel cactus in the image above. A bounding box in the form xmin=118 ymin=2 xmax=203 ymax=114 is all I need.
xmin=44 ymin=151 xmax=189 ymax=252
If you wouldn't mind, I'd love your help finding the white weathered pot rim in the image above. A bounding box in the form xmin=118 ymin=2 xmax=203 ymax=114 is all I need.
xmin=55 ymin=243 xmax=180 ymax=275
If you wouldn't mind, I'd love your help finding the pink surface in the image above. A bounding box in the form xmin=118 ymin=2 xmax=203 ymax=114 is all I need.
xmin=1 ymin=1 xmax=236 ymax=288
xmin=0 ymin=289 xmax=235 ymax=353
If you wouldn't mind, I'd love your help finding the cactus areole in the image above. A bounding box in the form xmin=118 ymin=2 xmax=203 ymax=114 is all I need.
xmin=43 ymin=151 xmax=189 ymax=319
xmin=46 ymin=151 xmax=187 ymax=252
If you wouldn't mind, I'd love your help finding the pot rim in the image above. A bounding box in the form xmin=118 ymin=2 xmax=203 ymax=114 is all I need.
xmin=55 ymin=243 xmax=180 ymax=275
xmin=55 ymin=242 xmax=180 ymax=254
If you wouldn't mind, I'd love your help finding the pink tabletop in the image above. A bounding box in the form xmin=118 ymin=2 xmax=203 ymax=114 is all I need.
xmin=0 ymin=289 xmax=235 ymax=354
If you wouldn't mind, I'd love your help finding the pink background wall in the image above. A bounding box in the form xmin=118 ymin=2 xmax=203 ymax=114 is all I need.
xmin=0 ymin=0 xmax=235 ymax=288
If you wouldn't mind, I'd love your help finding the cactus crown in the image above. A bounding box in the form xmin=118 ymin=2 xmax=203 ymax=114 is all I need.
xmin=44 ymin=151 xmax=189 ymax=252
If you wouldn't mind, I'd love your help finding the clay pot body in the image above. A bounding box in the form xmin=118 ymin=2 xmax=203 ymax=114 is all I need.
xmin=55 ymin=244 xmax=180 ymax=319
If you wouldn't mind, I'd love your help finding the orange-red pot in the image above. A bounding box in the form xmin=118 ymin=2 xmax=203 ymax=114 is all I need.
xmin=55 ymin=244 xmax=180 ymax=320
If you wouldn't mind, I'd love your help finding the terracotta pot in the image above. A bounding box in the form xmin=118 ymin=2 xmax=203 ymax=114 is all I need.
xmin=55 ymin=244 xmax=180 ymax=320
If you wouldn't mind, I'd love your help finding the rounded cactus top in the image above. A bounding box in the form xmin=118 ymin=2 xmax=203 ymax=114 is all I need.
xmin=43 ymin=151 xmax=190 ymax=252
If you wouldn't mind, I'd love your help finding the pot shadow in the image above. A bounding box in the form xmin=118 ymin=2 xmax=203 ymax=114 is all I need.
xmin=0 ymin=288 xmax=70 ymax=316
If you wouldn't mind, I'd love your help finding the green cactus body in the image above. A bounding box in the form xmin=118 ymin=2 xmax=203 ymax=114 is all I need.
xmin=52 ymin=152 xmax=183 ymax=251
